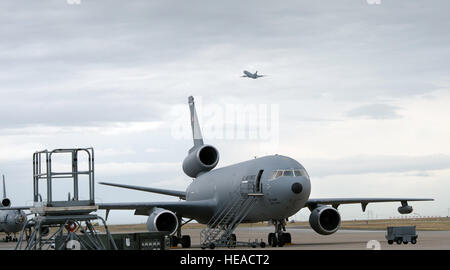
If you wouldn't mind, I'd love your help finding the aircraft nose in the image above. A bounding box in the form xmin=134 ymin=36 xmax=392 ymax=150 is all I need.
xmin=291 ymin=182 xmax=303 ymax=194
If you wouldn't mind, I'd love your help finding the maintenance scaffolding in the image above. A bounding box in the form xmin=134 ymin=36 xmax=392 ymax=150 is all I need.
xmin=15 ymin=148 xmax=117 ymax=250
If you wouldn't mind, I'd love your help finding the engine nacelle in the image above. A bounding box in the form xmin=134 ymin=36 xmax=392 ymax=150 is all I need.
xmin=398 ymin=205 xmax=413 ymax=214
xmin=2 ymin=198 xmax=11 ymax=207
xmin=309 ymin=205 xmax=341 ymax=235
xmin=146 ymin=208 xmax=179 ymax=235
xmin=182 ymin=145 xmax=219 ymax=178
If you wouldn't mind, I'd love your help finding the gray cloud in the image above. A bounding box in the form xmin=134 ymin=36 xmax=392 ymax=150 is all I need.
xmin=347 ymin=103 xmax=401 ymax=119
xmin=1 ymin=0 xmax=449 ymax=128
xmin=303 ymin=154 xmax=450 ymax=177
xmin=1 ymin=0 xmax=450 ymax=222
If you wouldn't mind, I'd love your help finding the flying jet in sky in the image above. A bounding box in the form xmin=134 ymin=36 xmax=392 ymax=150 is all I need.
xmin=98 ymin=96 xmax=433 ymax=248
xmin=0 ymin=175 xmax=27 ymax=242
xmin=241 ymin=70 xmax=265 ymax=79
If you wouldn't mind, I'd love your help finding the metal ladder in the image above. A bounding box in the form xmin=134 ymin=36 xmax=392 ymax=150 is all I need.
xmin=200 ymin=193 xmax=260 ymax=249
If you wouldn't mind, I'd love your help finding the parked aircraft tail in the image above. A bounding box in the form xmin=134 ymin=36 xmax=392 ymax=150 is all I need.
xmin=183 ymin=96 xmax=220 ymax=178
xmin=2 ymin=175 xmax=11 ymax=207
xmin=188 ymin=96 xmax=204 ymax=153
xmin=2 ymin=175 xmax=6 ymax=199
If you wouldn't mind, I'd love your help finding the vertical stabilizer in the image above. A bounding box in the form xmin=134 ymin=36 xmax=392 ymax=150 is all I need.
xmin=2 ymin=175 xmax=6 ymax=199
xmin=188 ymin=96 xmax=204 ymax=152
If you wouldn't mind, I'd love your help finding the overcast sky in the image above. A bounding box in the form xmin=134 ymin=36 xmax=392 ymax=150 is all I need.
xmin=1 ymin=0 xmax=449 ymax=224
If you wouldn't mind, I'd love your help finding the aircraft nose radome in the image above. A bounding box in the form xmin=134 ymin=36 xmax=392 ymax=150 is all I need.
xmin=291 ymin=182 xmax=303 ymax=194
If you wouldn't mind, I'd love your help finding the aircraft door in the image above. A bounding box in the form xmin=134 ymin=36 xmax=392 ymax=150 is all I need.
xmin=255 ymin=170 xmax=263 ymax=193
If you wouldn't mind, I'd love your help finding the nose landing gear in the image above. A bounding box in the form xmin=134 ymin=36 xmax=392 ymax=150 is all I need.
xmin=268 ymin=219 xmax=292 ymax=247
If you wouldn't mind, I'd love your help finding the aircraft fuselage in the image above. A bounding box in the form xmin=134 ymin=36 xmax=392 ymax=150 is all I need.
xmin=0 ymin=209 xmax=26 ymax=233
xmin=243 ymin=70 xmax=259 ymax=79
xmin=185 ymin=155 xmax=311 ymax=224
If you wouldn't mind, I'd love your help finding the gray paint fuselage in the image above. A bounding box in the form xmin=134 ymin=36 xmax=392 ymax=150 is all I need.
xmin=0 ymin=209 xmax=26 ymax=233
xmin=185 ymin=155 xmax=311 ymax=224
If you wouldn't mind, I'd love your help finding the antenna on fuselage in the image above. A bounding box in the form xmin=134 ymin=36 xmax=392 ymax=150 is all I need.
xmin=188 ymin=96 xmax=204 ymax=153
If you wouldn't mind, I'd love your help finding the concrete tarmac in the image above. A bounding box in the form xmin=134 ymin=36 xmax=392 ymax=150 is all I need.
xmin=182 ymin=227 xmax=450 ymax=250
xmin=2 ymin=227 xmax=449 ymax=250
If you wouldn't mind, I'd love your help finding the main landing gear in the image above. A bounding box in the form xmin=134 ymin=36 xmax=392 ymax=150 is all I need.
xmin=4 ymin=234 xmax=18 ymax=242
xmin=268 ymin=219 xmax=292 ymax=247
xmin=170 ymin=234 xmax=191 ymax=248
xmin=170 ymin=217 xmax=192 ymax=248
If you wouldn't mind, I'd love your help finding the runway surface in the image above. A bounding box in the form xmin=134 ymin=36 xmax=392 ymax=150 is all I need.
xmin=182 ymin=227 xmax=450 ymax=250
xmin=2 ymin=227 xmax=449 ymax=250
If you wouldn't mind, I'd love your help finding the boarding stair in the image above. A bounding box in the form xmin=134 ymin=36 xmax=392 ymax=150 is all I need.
xmin=200 ymin=180 xmax=264 ymax=249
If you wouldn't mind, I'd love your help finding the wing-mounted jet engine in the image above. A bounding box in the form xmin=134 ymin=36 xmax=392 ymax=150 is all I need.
xmin=146 ymin=207 xmax=179 ymax=235
xmin=182 ymin=96 xmax=220 ymax=178
xmin=398 ymin=201 xmax=413 ymax=214
xmin=309 ymin=205 xmax=341 ymax=235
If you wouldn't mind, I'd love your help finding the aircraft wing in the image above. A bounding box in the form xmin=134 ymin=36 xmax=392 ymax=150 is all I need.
xmin=305 ymin=198 xmax=433 ymax=211
xmin=0 ymin=206 xmax=31 ymax=210
xmin=98 ymin=199 xmax=216 ymax=217
xmin=99 ymin=182 xmax=186 ymax=199
xmin=0 ymin=199 xmax=216 ymax=218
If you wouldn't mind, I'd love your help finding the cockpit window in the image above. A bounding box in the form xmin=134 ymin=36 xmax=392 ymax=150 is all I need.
xmin=269 ymin=168 xmax=309 ymax=180
xmin=275 ymin=170 xmax=283 ymax=178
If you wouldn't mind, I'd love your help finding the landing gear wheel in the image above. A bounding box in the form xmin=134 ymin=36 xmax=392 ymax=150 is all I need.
xmin=277 ymin=234 xmax=285 ymax=247
xmin=209 ymin=243 xmax=215 ymax=250
xmin=388 ymin=240 xmax=393 ymax=245
xmin=282 ymin=233 xmax=291 ymax=244
xmin=411 ymin=238 xmax=417 ymax=245
xmin=403 ymin=240 xmax=408 ymax=245
xmin=268 ymin=233 xmax=277 ymax=247
xmin=396 ymin=239 xmax=402 ymax=245
xmin=181 ymin=235 xmax=191 ymax=248
xmin=260 ymin=242 xmax=266 ymax=248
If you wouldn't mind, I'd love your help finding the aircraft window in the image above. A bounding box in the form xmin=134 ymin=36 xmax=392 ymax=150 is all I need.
xmin=271 ymin=169 xmax=309 ymax=180
xmin=294 ymin=169 xmax=309 ymax=178
xmin=275 ymin=170 xmax=283 ymax=179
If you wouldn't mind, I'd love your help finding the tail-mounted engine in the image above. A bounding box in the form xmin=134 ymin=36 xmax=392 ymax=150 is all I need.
xmin=1 ymin=198 xmax=11 ymax=207
xmin=182 ymin=96 xmax=220 ymax=178
xmin=309 ymin=205 xmax=341 ymax=235
xmin=182 ymin=145 xmax=219 ymax=178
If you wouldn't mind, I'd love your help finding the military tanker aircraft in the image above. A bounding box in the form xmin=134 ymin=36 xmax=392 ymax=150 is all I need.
xmin=98 ymin=96 xmax=433 ymax=248
xmin=241 ymin=70 xmax=265 ymax=79
xmin=0 ymin=175 xmax=27 ymax=242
